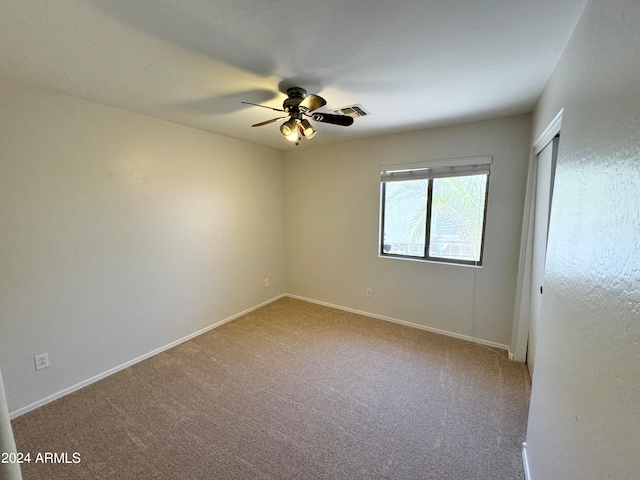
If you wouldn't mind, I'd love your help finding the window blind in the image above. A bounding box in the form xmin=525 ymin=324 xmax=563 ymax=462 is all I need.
xmin=381 ymin=156 xmax=492 ymax=183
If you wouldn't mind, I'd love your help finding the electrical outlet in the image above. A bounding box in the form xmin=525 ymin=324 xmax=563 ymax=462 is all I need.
xmin=264 ymin=278 xmax=270 ymax=287
xmin=34 ymin=353 xmax=49 ymax=371
xmin=366 ymin=288 xmax=372 ymax=297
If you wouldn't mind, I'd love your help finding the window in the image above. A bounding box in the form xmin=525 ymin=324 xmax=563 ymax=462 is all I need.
xmin=380 ymin=157 xmax=491 ymax=266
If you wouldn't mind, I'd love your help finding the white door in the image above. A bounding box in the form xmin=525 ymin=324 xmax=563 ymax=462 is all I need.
xmin=527 ymin=135 xmax=558 ymax=378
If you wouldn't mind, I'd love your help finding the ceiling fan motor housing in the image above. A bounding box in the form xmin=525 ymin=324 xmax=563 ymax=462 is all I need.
xmin=283 ymin=87 xmax=307 ymax=112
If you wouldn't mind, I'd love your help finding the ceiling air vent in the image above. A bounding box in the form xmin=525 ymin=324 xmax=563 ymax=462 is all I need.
xmin=331 ymin=104 xmax=370 ymax=118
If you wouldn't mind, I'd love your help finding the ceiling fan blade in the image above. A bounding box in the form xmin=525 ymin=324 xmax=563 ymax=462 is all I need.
xmin=251 ymin=117 xmax=287 ymax=127
xmin=299 ymin=94 xmax=326 ymax=113
xmin=241 ymin=101 xmax=285 ymax=112
xmin=311 ymin=113 xmax=354 ymax=126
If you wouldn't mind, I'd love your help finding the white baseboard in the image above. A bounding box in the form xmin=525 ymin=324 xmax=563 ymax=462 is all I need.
xmin=10 ymin=292 xmax=511 ymax=418
xmin=522 ymin=442 xmax=531 ymax=480
xmin=285 ymin=294 xmax=510 ymax=352
xmin=9 ymin=294 xmax=286 ymax=419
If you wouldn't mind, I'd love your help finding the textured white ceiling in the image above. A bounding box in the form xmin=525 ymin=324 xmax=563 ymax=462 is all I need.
xmin=0 ymin=0 xmax=587 ymax=150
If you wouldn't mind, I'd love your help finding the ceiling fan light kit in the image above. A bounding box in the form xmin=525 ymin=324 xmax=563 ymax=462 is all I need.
xmin=242 ymin=87 xmax=355 ymax=145
xmin=299 ymin=119 xmax=317 ymax=139
xmin=280 ymin=117 xmax=297 ymax=136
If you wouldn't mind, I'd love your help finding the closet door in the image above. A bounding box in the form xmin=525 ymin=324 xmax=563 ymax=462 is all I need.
xmin=527 ymin=135 xmax=558 ymax=379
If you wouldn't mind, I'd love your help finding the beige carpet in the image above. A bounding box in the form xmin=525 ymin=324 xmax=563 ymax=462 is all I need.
xmin=12 ymin=297 xmax=531 ymax=479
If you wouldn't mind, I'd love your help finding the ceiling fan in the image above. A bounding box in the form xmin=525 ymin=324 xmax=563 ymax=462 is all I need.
xmin=242 ymin=87 xmax=354 ymax=144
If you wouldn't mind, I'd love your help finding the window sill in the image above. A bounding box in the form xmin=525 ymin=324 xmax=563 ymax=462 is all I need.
xmin=378 ymin=254 xmax=483 ymax=268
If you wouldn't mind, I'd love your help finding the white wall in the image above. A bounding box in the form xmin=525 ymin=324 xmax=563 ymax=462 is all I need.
xmin=0 ymin=77 xmax=286 ymax=414
xmin=525 ymin=0 xmax=640 ymax=478
xmin=284 ymin=115 xmax=531 ymax=347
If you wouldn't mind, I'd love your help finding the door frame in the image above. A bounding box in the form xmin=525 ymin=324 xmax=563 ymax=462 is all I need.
xmin=510 ymin=109 xmax=563 ymax=363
